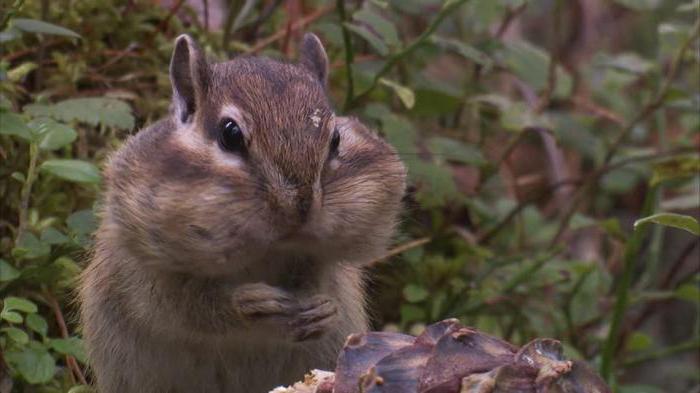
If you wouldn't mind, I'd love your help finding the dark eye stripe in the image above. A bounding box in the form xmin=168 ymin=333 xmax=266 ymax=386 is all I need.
xmin=328 ymin=129 xmax=340 ymax=160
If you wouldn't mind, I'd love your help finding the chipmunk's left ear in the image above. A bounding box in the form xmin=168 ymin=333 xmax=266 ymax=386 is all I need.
xmin=299 ymin=33 xmax=328 ymax=86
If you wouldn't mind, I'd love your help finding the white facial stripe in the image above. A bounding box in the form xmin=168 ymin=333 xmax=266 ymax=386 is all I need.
xmin=336 ymin=117 xmax=363 ymax=148
xmin=173 ymin=119 xmax=245 ymax=170
xmin=174 ymin=122 xmax=208 ymax=152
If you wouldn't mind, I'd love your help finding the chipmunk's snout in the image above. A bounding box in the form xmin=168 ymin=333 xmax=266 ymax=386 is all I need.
xmin=268 ymin=180 xmax=319 ymax=227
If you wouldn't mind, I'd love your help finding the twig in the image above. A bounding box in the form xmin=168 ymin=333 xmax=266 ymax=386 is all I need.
xmin=624 ymin=338 xmax=700 ymax=368
xmin=603 ymin=19 xmax=700 ymax=166
xmin=247 ymin=4 xmax=335 ymax=54
xmin=347 ymin=0 xmax=473 ymax=108
xmin=17 ymin=143 xmax=38 ymax=239
xmin=370 ymin=237 xmax=431 ymax=265
xmin=158 ymin=0 xmax=186 ymax=33
xmin=549 ymin=19 xmax=700 ymax=248
xmin=477 ymin=179 xmax=581 ymax=244
xmin=494 ymin=3 xmax=528 ymax=39
xmin=44 ymin=292 xmax=88 ymax=385
xmin=534 ymin=0 xmax=562 ymax=113
xmin=202 ymin=0 xmax=209 ymax=32
xmin=337 ymin=0 xmax=355 ymax=111
xmin=570 ymin=95 xmax=625 ymax=126
xmin=622 ymin=239 xmax=699 ymax=340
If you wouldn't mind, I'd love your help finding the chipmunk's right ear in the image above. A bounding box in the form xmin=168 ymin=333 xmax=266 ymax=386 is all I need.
xmin=170 ymin=34 xmax=209 ymax=124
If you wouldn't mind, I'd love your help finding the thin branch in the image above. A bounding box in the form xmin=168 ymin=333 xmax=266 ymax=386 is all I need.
xmin=44 ymin=292 xmax=88 ymax=386
xmin=477 ymin=179 xmax=581 ymax=244
xmin=348 ymin=0 xmax=473 ymax=108
xmin=247 ymin=4 xmax=335 ymax=54
xmin=17 ymin=143 xmax=38 ymax=239
xmin=337 ymin=0 xmax=355 ymax=112
xmin=479 ymin=147 xmax=694 ymax=244
xmin=370 ymin=237 xmax=431 ymax=265
xmin=494 ymin=3 xmax=527 ymax=39
xmin=624 ymin=338 xmax=700 ymax=368
xmin=570 ymin=95 xmax=625 ymax=126
xmin=157 ymin=0 xmax=186 ymax=33
xmin=549 ymin=19 xmax=700 ymax=247
xmin=603 ymin=19 xmax=700 ymax=165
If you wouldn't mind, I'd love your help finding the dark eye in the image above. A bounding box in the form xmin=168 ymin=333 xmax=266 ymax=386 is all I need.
xmin=328 ymin=129 xmax=340 ymax=159
xmin=218 ymin=118 xmax=246 ymax=153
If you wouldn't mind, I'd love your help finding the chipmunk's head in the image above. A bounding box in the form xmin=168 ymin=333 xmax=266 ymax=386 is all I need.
xmin=106 ymin=34 xmax=405 ymax=275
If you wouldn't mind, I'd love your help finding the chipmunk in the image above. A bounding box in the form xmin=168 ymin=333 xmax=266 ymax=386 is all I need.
xmin=78 ymin=33 xmax=406 ymax=393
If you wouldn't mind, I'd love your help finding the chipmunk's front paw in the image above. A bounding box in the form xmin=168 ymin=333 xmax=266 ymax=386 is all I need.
xmin=232 ymin=283 xmax=296 ymax=321
xmin=290 ymin=295 xmax=338 ymax=342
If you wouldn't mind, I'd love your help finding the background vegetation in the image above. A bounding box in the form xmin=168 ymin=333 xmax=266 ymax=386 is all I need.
xmin=0 ymin=0 xmax=698 ymax=392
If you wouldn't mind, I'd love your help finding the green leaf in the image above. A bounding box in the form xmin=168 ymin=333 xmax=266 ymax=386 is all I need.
xmin=25 ymin=97 xmax=134 ymax=129
xmin=14 ymin=232 xmax=50 ymax=259
xmin=7 ymin=62 xmax=38 ymax=82
xmin=612 ymin=0 xmax=662 ymax=10
xmin=2 ymin=297 xmax=38 ymax=313
xmin=40 ymin=227 xmax=70 ymax=245
xmin=5 ymin=347 xmax=56 ymax=384
xmin=2 ymin=327 xmax=29 ymax=344
xmin=400 ymin=304 xmax=426 ymax=323
xmin=0 ymin=310 xmax=22 ymax=323
xmin=379 ymin=78 xmax=415 ymax=109
xmin=650 ymin=155 xmax=700 ymax=186
xmin=403 ymin=284 xmax=429 ymax=302
xmin=678 ymin=0 xmax=700 ymax=12
xmin=353 ymin=7 xmax=399 ymax=47
xmin=675 ymin=284 xmax=700 ymax=304
xmin=343 ymin=22 xmax=389 ymax=56
xmin=0 ymin=111 xmax=34 ymax=141
xmin=430 ymin=36 xmax=493 ymax=70
xmin=11 ymin=18 xmax=81 ymax=38
xmin=68 ymin=386 xmax=97 ymax=393
xmin=26 ymin=313 xmax=49 ymax=337
xmin=626 ymin=331 xmax=653 ymax=352
xmin=11 ymin=171 xmax=26 ymax=182
xmin=67 ymin=210 xmax=98 ymax=236
xmin=634 ymin=213 xmax=700 ymax=236
xmin=0 ymin=259 xmax=21 ymax=282
xmin=50 ymin=337 xmax=87 ymax=363
xmin=41 ymin=159 xmax=101 ymax=183
xmin=500 ymin=40 xmax=573 ymax=98
xmin=472 ymin=95 xmax=552 ymax=132
xmin=597 ymin=53 xmax=656 ymax=75
xmin=27 ymin=118 xmax=77 ymax=150
xmin=427 ymin=137 xmax=486 ymax=166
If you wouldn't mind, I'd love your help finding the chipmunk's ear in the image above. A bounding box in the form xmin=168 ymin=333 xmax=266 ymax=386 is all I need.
xmin=170 ymin=34 xmax=209 ymax=123
xmin=299 ymin=33 xmax=328 ymax=86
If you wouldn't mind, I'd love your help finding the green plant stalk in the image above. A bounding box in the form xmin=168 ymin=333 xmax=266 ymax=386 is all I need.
xmin=599 ymin=188 xmax=657 ymax=383
xmin=623 ymin=338 xmax=700 ymax=368
xmin=17 ymin=142 xmax=39 ymax=239
xmin=457 ymin=249 xmax=560 ymax=315
xmin=337 ymin=0 xmax=355 ymax=112
xmin=348 ymin=0 xmax=472 ymax=108
xmin=642 ymin=110 xmax=666 ymax=289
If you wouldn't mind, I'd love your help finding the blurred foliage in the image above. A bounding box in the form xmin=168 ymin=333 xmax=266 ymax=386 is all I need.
xmin=0 ymin=0 xmax=699 ymax=392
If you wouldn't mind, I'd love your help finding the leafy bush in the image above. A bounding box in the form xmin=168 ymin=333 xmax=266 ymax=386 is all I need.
xmin=1 ymin=0 xmax=698 ymax=392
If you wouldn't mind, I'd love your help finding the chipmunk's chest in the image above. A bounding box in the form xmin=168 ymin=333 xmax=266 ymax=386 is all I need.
xmin=237 ymin=251 xmax=322 ymax=292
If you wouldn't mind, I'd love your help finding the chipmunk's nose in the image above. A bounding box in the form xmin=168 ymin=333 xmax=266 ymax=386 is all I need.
xmin=270 ymin=180 xmax=316 ymax=226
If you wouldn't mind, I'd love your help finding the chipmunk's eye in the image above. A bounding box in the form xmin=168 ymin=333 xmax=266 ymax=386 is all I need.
xmin=218 ymin=118 xmax=246 ymax=154
xmin=328 ymin=129 xmax=340 ymax=160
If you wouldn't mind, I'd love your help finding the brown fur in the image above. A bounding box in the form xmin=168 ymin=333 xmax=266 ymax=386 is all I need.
xmin=79 ymin=34 xmax=406 ymax=393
